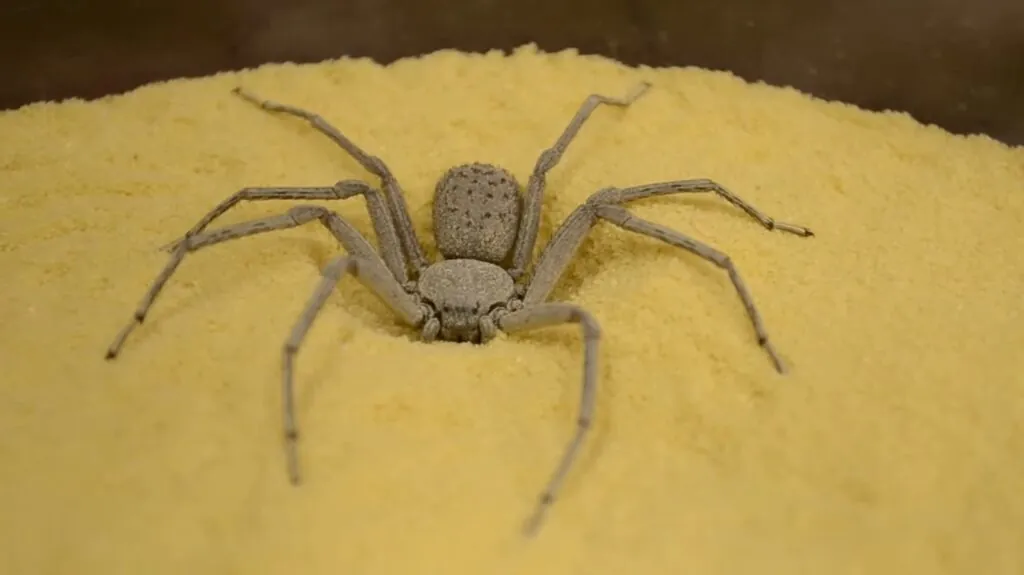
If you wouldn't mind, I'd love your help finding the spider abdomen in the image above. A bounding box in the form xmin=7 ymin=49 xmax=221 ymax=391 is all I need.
xmin=432 ymin=162 xmax=522 ymax=265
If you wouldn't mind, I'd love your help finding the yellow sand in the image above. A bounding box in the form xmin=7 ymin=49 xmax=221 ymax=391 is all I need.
xmin=1 ymin=45 xmax=1022 ymax=574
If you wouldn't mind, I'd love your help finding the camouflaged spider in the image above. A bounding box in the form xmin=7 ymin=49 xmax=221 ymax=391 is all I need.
xmin=106 ymin=82 xmax=813 ymax=535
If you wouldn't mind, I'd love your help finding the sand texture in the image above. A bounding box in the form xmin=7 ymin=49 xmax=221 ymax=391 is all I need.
xmin=1 ymin=46 xmax=1022 ymax=574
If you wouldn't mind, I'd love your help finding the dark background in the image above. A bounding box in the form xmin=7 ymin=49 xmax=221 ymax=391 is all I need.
xmin=2 ymin=0 xmax=1022 ymax=145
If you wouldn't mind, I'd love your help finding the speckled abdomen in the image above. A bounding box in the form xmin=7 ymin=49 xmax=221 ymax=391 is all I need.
xmin=432 ymin=162 xmax=522 ymax=264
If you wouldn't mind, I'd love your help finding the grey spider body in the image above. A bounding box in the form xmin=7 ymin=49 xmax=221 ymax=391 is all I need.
xmin=106 ymin=82 xmax=814 ymax=537
xmin=423 ymin=163 xmax=525 ymax=344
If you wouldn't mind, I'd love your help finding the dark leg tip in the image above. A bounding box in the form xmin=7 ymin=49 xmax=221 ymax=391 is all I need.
xmin=521 ymin=492 xmax=555 ymax=537
xmin=286 ymin=461 xmax=302 ymax=486
xmin=522 ymin=512 xmax=543 ymax=539
xmin=104 ymin=349 xmax=117 ymax=361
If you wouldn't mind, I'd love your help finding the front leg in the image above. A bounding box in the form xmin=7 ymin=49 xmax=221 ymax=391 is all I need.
xmin=509 ymin=82 xmax=652 ymax=281
xmin=282 ymin=254 xmax=426 ymax=484
xmin=498 ymin=303 xmax=602 ymax=536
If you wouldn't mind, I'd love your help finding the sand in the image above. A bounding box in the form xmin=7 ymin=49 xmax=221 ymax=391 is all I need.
xmin=1 ymin=45 xmax=1022 ymax=574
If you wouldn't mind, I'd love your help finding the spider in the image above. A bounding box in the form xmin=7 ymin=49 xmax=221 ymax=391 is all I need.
xmin=105 ymin=81 xmax=813 ymax=536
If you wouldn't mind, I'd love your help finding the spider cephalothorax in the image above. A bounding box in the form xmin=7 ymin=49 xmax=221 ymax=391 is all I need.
xmin=416 ymin=256 xmax=517 ymax=344
xmin=106 ymin=83 xmax=813 ymax=536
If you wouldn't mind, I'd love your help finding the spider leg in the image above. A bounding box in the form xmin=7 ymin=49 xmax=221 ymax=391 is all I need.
xmin=497 ymin=303 xmax=601 ymax=537
xmin=590 ymin=179 xmax=814 ymax=237
xmin=595 ymin=204 xmax=787 ymax=372
xmin=523 ymin=181 xmax=810 ymax=372
xmin=283 ymin=254 xmax=425 ymax=485
xmin=521 ymin=204 xmax=598 ymax=307
xmin=509 ymin=82 xmax=652 ymax=281
xmin=233 ymin=87 xmax=429 ymax=274
xmin=160 ymin=181 xmax=410 ymax=284
xmin=105 ymin=205 xmax=423 ymax=359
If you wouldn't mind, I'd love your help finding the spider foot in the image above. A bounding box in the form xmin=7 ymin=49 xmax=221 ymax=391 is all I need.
xmin=522 ymin=493 xmax=554 ymax=538
xmin=232 ymin=86 xmax=263 ymax=106
xmin=285 ymin=445 xmax=303 ymax=486
xmin=773 ymin=221 xmax=814 ymax=237
xmin=104 ymin=311 xmax=145 ymax=360
xmin=760 ymin=337 xmax=787 ymax=374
